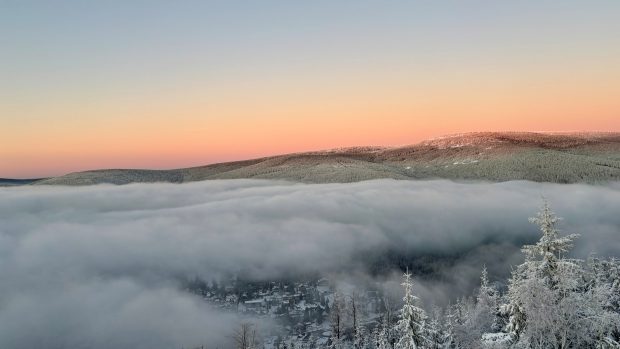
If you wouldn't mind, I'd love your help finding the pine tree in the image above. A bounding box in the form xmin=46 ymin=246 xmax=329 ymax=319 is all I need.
xmin=503 ymin=269 xmax=527 ymax=341
xmin=522 ymin=199 xmax=579 ymax=288
xmin=376 ymin=318 xmax=391 ymax=349
xmin=505 ymin=201 xmax=579 ymax=342
xmin=427 ymin=306 xmax=449 ymax=349
xmin=474 ymin=266 xmax=500 ymax=333
xmin=354 ymin=324 xmax=368 ymax=349
xmin=396 ymin=271 xmax=428 ymax=349
xmin=503 ymin=200 xmax=620 ymax=348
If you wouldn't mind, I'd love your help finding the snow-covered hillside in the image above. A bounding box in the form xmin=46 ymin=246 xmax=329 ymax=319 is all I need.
xmin=22 ymin=132 xmax=620 ymax=186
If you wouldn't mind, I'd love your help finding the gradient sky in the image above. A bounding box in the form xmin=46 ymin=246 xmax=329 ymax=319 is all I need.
xmin=2 ymin=0 xmax=619 ymax=178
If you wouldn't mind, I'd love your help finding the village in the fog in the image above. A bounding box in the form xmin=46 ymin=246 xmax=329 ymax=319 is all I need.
xmin=188 ymin=276 xmax=388 ymax=348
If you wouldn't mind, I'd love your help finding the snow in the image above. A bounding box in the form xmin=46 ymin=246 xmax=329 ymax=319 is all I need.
xmin=245 ymin=298 xmax=265 ymax=304
xmin=453 ymin=159 xmax=479 ymax=165
xmin=481 ymin=333 xmax=512 ymax=345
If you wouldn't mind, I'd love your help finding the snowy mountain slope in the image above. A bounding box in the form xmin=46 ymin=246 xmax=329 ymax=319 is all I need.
xmin=27 ymin=132 xmax=620 ymax=185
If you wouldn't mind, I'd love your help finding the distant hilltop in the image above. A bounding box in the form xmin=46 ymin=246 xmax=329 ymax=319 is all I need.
xmin=7 ymin=132 xmax=620 ymax=186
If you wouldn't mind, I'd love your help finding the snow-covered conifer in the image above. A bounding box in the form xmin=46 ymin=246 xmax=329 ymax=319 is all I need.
xmin=375 ymin=318 xmax=392 ymax=349
xmin=396 ymin=271 xmax=429 ymax=349
xmin=522 ymin=199 xmax=580 ymax=287
xmin=474 ymin=266 xmax=500 ymax=333
xmin=503 ymin=201 xmax=620 ymax=348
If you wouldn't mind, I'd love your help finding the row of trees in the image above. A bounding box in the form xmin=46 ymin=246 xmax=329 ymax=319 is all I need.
xmin=314 ymin=201 xmax=620 ymax=349
xmin=229 ymin=202 xmax=619 ymax=349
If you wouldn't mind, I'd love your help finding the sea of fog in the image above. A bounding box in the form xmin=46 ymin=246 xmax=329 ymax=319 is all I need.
xmin=1 ymin=179 xmax=619 ymax=349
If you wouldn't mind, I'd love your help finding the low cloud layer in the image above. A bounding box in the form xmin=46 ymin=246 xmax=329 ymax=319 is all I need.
xmin=1 ymin=179 xmax=619 ymax=348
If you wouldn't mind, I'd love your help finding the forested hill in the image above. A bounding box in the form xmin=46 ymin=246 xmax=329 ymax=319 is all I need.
xmin=18 ymin=132 xmax=620 ymax=186
xmin=0 ymin=178 xmax=45 ymax=186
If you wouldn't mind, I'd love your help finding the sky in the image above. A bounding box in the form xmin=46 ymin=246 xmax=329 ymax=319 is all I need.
xmin=2 ymin=179 xmax=620 ymax=348
xmin=2 ymin=0 xmax=619 ymax=178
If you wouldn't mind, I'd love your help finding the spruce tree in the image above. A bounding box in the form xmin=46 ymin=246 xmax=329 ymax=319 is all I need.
xmin=396 ymin=271 xmax=428 ymax=349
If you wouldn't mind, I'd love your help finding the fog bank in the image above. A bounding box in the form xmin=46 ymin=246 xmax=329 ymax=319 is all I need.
xmin=1 ymin=179 xmax=619 ymax=348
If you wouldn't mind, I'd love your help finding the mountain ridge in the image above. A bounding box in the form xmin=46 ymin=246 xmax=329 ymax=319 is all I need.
xmin=8 ymin=132 xmax=620 ymax=186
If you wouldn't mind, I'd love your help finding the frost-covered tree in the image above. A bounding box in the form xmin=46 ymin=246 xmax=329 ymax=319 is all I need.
xmin=504 ymin=201 xmax=579 ymax=346
xmin=234 ymin=323 xmax=258 ymax=349
xmin=585 ymin=257 xmax=620 ymax=347
xmin=443 ymin=303 xmax=459 ymax=348
xmin=503 ymin=201 xmax=620 ymax=348
xmin=376 ymin=320 xmax=392 ymax=349
xmin=451 ymin=296 xmax=481 ymax=349
xmin=522 ymin=200 xmax=580 ymax=288
xmin=370 ymin=325 xmax=380 ymax=349
xmin=290 ymin=201 xmax=620 ymax=349
xmin=474 ymin=266 xmax=500 ymax=333
xmin=451 ymin=267 xmax=502 ymax=349
xmin=331 ymin=291 xmax=346 ymax=342
xmin=329 ymin=291 xmax=349 ymax=349
xmin=354 ymin=324 xmax=369 ymax=349
xmin=396 ymin=271 xmax=429 ymax=349
xmin=349 ymin=292 xmax=363 ymax=346
xmin=427 ymin=306 xmax=451 ymax=349
xmin=588 ymin=257 xmax=620 ymax=315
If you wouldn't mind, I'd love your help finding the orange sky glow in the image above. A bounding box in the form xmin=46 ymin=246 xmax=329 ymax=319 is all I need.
xmin=2 ymin=1 xmax=619 ymax=178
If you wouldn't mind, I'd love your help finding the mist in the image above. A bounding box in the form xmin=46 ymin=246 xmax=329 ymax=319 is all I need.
xmin=1 ymin=179 xmax=619 ymax=348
